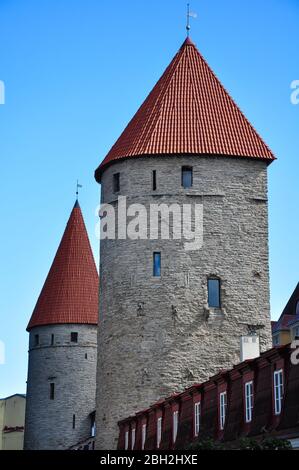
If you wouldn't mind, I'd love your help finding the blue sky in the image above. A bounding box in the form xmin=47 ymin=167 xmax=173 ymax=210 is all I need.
xmin=0 ymin=0 xmax=298 ymax=397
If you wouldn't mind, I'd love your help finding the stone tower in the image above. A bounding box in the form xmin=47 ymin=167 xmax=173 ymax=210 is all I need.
xmin=94 ymin=37 xmax=275 ymax=449
xmin=24 ymin=201 xmax=99 ymax=450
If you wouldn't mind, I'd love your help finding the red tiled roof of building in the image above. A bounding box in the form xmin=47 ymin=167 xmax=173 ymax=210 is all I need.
xmin=27 ymin=201 xmax=99 ymax=330
xmin=95 ymin=37 xmax=275 ymax=181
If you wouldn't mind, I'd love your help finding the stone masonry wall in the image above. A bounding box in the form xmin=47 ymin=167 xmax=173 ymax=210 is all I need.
xmin=24 ymin=324 xmax=97 ymax=450
xmin=96 ymin=155 xmax=272 ymax=449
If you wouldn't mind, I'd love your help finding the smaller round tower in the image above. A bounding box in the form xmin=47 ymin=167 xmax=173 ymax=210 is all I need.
xmin=24 ymin=201 xmax=99 ymax=450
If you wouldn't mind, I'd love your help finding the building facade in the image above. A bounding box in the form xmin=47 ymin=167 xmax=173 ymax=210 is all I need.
xmin=272 ymin=283 xmax=299 ymax=346
xmin=118 ymin=344 xmax=299 ymax=450
xmin=0 ymin=394 xmax=26 ymax=450
xmin=24 ymin=201 xmax=99 ymax=450
xmin=95 ymin=38 xmax=275 ymax=449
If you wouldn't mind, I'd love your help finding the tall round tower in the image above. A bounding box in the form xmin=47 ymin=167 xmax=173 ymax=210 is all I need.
xmin=94 ymin=37 xmax=275 ymax=449
xmin=24 ymin=201 xmax=99 ymax=450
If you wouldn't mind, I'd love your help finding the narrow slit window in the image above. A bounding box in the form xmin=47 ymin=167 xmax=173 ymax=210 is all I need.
xmin=152 ymin=170 xmax=157 ymax=191
xmin=182 ymin=166 xmax=193 ymax=188
xmin=51 ymin=334 xmax=54 ymax=346
xmin=153 ymin=252 xmax=161 ymax=277
xmin=113 ymin=173 xmax=120 ymax=193
xmin=208 ymin=278 xmax=221 ymax=308
xmin=34 ymin=334 xmax=39 ymax=346
xmin=72 ymin=414 xmax=76 ymax=429
xmin=50 ymin=383 xmax=55 ymax=400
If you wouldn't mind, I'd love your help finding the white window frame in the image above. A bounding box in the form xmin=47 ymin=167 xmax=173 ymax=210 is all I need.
xmin=156 ymin=417 xmax=162 ymax=449
xmin=125 ymin=430 xmax=129 ymax=450
xmin=131 ymin=427 xmax=136 ymax=450
xmin=245 ymin=381 xmax=254 ymax=423
xmin=219 ymin=391 xmax=227 ymax=430
xmin=194 ymin=402 xmax=201 ymax=437
xmin=141 ymin=423 xmax=146 ymax=450
xmin=274 ymin=369 xmax=284 ymax=415
xmin=172 ymin=410 xmax=179 ymax=444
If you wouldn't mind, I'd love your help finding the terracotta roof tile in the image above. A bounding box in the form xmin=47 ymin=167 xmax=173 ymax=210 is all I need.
xmin=27 ymin=201 xmax=99 ymax=330
xmin=95 ymin=37 xmax=275 ymax=181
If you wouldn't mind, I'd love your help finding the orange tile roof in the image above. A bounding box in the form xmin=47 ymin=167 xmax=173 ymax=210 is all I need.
xmin=95 ymin=37 xmax=275 ymax=182
xmin=27 ymin=201 xmax=99 ymax=330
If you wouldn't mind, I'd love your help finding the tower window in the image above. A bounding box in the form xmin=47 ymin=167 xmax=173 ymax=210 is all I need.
xmin=50 ymin=383 xmax=55 ymax=400
xmin=51 ymin=334 xmax=54 ymax=346
xmin=152 ymin=170 xmax=157 ymax=191
xmin=182 ymin=166 xmax=193 ymax=188
xmin=113 ymin=173 xmax=120 ymax=193
xmin=153 ymin=252 xmax=161 ymax=277
xmin=72 ymin=414 xmax=76 ymax=429
xmin=34 ymin=334 xmax=39 ymax=346
xmin=208 ymin=278 xmax=221 ymax=308
xmin=71 ymin=332 xmax=78 ymax=343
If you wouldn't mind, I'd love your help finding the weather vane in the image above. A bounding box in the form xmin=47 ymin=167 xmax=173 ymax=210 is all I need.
xmin=76 ymin=180 xmax=82 ymax=200
xmin=186 ymin=3 xmax=197 ymax=37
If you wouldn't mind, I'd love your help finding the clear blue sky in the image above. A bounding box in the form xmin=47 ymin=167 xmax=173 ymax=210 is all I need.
xmin=0 ymin=0 xmax=298 ymax=397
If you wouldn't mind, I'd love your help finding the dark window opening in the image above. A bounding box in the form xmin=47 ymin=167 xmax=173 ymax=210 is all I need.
xmin=152 ymin=170 xmax=157 ymax=191
xmin=73 ymin=414 xmax=76 ymax=429
xmin=182 ymin=166 xmax=193 ymax=188
xmin=50 ymin=383 xmax=55 ymax=400
xmin=296 ymin=300 xmax=299 ymax=316
xmin=71 ymin=332 xmax=78 ymax=343
xmin=51 ymin=334 xmax=54 ymax=346
xmin=153 ymin=252 xmax=161 ymax=277
xmin=113 ymin=173 xmax=120 ymax=193
xmin=85 ymin=353 xmax=88 ymax=359
xmin=34 ymin=334 xmax=39 ymax=346
xmin=208 ymin=278 xmax=221 ymax=308
xmin=90 ymin=412 xmax=96 ymax=437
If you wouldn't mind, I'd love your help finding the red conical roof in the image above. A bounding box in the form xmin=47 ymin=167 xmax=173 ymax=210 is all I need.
xmin=27 ymin=201 xmax=99 ymax=330
xmin=95 ymin=37 xmax=274 ymax=181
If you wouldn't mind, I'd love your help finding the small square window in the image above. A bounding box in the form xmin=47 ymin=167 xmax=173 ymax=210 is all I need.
xmin=113 ymin=173 xmax=120 ymax=193
xmin=208 ymin=278 xmax=221 ymax=308
xmin=71 ymin=332 xmax=78 ymax=343
xmin=182 ymin=166 xmax=193 ymax=188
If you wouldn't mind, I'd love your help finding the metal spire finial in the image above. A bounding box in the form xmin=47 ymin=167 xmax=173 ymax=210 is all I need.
xmin=186 ymin=3 xmax=197 ymax=37
xmin=76 ymin=180 xmax=82 ymax=200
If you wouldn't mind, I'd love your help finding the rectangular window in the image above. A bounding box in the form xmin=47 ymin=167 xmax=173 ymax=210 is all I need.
xmin=219 ymin=391 xmax=227 ymax=430
xmin=34 ymin=334 xmax=39 ymax=346
xmin=51 ymin=334 xmax=54 ymax=346
xmin=294 ymin=326 xmax=299 ymax=339
xmin=273 ymin=335 xmax=280 ymax=346
xmin=152 ymin=170 xmax=157 ymax=191
xmin=72 ymin=414 xmax=76 ymax=429
xmin=208 ymin=278 xmax=221 ymax=308
xmin=50 ymin=383 xmax=55 ymax=400
xmin=156 ymin=417 xmax=162 ymax=449
xmin=113 ymin=173 xmax=120 ymax=193
xmin=173 ymin=411 xmax=178 ymax=444
xmin=245 ymin=381 xmax=254 ymax=423
xmin=274 ymin=370 xmax=284 ymax=415
xmin=182 ymin=166 xmax=193 ymax=188
xmin=194 ymin=402 xmax=201 ymax=436
xmin=125 ymin=430 xmax=129 ymax=450
xmin=71 ymin=332 xmax=78 ymax=343
xmin=141 ymin=424 xmax=147 ymax=450
xmin=153 ymin=252 xmax=161 ymax=277
xmin=131 ymin=428 xmax=136 ymax=450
